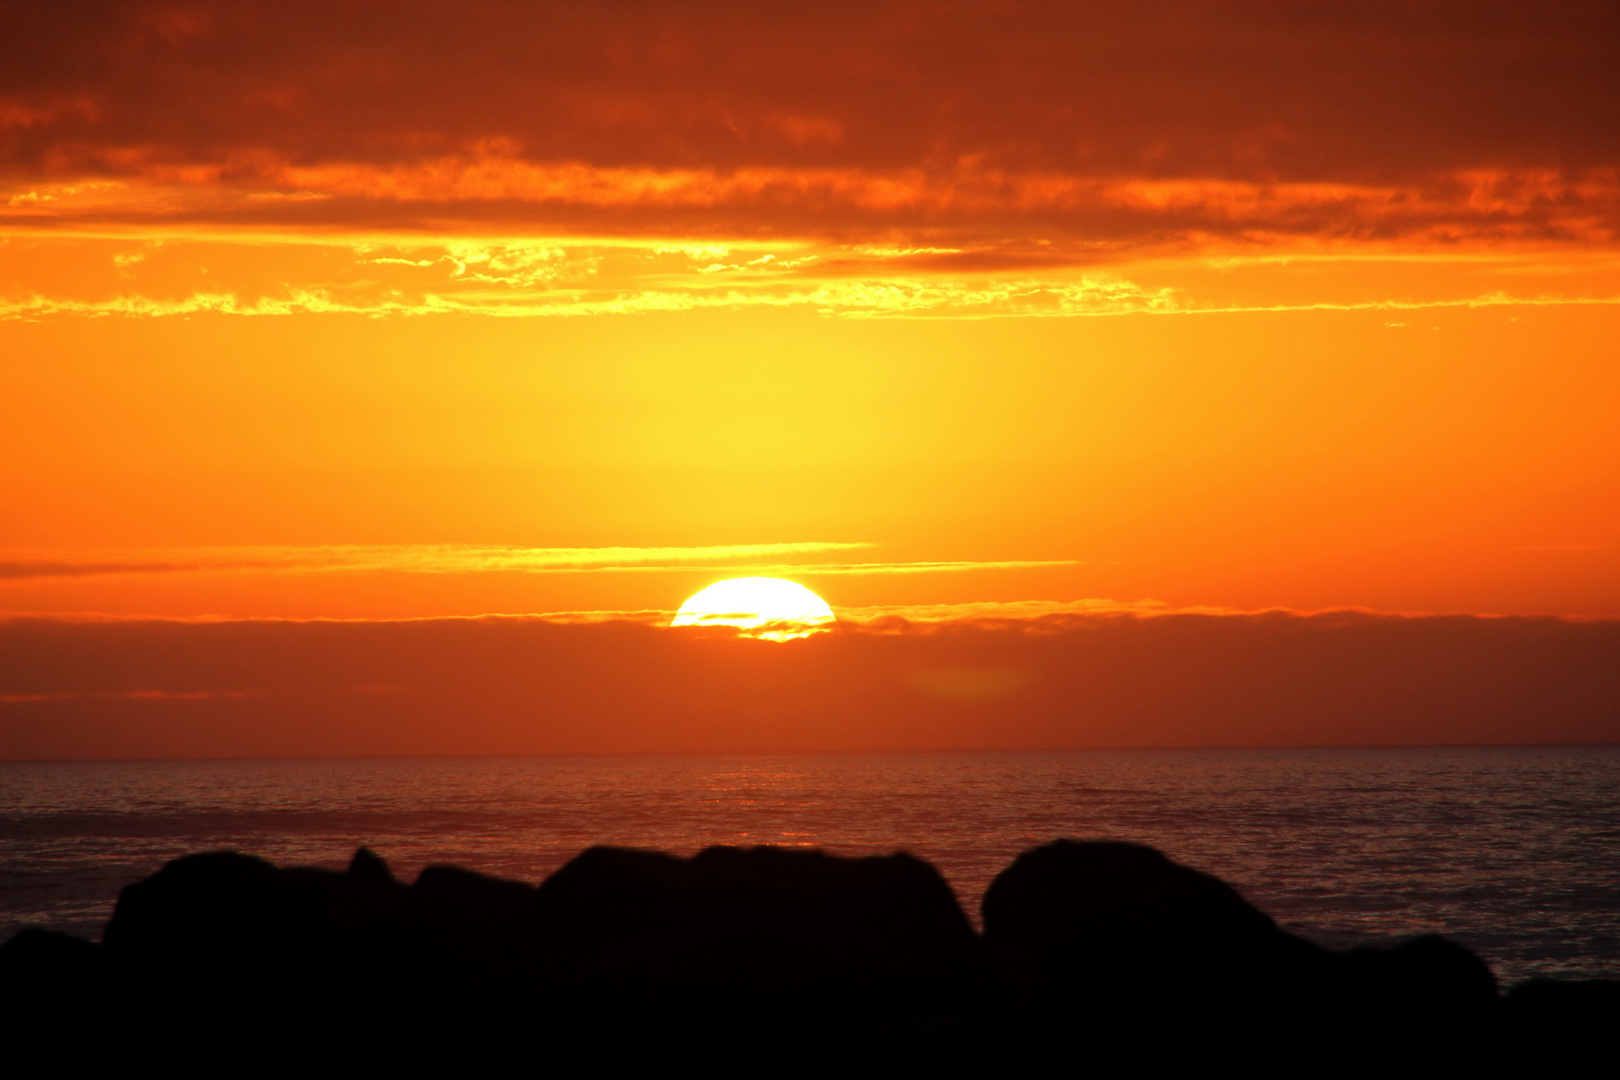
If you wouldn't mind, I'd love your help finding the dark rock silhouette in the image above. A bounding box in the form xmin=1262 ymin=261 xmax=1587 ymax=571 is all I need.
xmin=1502 ymin=977 xmax=1620 ymax=1069
xmin=534 ymin=844 xmax=978 ymax=988
xmin=983 ymin=840 xmax=1339 ymax=1065
xmin=0 ymin=926 xmax=99 ymax=995
xmin=1 ymin=839 xmax=1611 ymax=1070
xmin=982 ymin=840 xmax=1513 ymax=1071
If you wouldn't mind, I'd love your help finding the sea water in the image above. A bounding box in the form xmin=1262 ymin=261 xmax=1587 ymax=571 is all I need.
xmin=2 ymin=746 xmax=1617 ymax=985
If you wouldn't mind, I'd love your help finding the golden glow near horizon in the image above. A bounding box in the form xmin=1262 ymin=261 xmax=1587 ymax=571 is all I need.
xmin=672 ymin=578 xmax=836 ymax=640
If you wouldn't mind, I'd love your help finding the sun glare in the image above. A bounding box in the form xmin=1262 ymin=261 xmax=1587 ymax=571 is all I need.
xmin=671 ymin=577 xmax=835 ymax=640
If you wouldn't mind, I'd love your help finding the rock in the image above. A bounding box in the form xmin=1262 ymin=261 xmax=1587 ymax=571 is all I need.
xmin=0 ymin=926 xmax=99 ymax=997
xmin=981 ymin=840 xmax=1327 ymax=1000
xmin=347 ymin=845 xmax=398 ymax=890
xmin=93 ymin=850 xmax=453 ymax=1064
xmin=979 ymin=839 xmax=1503 ymax=1070
xmin=3 ymin=837 xmax=1593 ymax=1070
xmin=1503 ymin=977 xmax=1620 ymax=1068
xmin=0 ymin=928 xmax=103 ymax=1055
xmin=410 ymin=861 xmax=538 ymax=973
xmin=1343 ymin=933 xmax=1499 ymax=1017
xmin=531 ymin=844 xmax=986 ymax=1059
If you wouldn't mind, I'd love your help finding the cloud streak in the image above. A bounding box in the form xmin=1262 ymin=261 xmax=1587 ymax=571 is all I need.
xmin=6 ymin=166 xmax=1618 ymax=251
xmin=4 ymin=275 xmax=1618 ymax=323
xmin=0 ymin=542 xmax=869 ymax=579
xmin=0 ymin=544 xmax=1074 ymax=582
xmin=0 ymin=689 xmax=248 ymax=704
xmin=0 ymin=278 xmax=1177 ymax=321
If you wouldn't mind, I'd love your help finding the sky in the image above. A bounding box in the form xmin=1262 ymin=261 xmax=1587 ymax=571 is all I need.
xmin=3 ymin=2 xmax=1618 ymax=756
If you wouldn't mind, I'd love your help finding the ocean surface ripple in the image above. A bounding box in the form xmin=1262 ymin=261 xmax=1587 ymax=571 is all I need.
xmin=2 ymin=746 xmax=1617 ymax=985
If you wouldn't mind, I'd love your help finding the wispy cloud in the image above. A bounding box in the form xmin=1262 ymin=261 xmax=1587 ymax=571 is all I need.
xmin=834 ymin=598 xmax=1242 ymax=625
xmin=0 ymin=276 xmax=1176 ymax=321
xmin=729 ymin=560 xmax=1079 ymax=576
xmin=0 ymin=543 xmax=873 ymax=580
xmin=0 ymin=689 xmax=249 ymax=704
xmin=4 ymin=225 xmax=1618 ymax=326
xmin=0 ymin=544 xmax=1075 ymax=582
xmin=0 ymin=560 xmax=206 ymax=580
xmin=4 ymin=278 xmax=1618 ymax=323
xmin=5 ymin=162 xmax=1618 ymax=250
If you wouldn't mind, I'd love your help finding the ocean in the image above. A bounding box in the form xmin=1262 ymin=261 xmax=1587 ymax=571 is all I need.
xmin=2 ymin=746 xmax=1617 ymax=986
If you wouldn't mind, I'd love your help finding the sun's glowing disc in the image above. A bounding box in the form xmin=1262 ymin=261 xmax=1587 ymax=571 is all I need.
xmin=671 ymin=577 xmax=835 ymax=640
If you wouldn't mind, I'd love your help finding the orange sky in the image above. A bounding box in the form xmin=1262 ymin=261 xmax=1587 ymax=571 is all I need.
xmin=2 ymin=3 xmax=1618 ymax=756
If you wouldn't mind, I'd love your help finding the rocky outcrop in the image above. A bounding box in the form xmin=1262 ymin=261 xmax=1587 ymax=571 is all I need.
xmin=1 ymin=840 xmax=1612 ymax=1070
xmin=981 ymin=840 xmax=1509 ymax=1071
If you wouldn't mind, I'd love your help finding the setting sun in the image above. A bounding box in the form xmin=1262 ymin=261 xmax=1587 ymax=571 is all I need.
xmin=671 ymin=577 xmax=835 ymax=639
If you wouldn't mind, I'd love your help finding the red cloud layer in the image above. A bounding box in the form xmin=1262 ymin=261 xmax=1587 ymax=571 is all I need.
xmin=3 ymin=611 xmax=1616 ymax=759
xmin=3 ymin=2 xmax=1619 ymax=248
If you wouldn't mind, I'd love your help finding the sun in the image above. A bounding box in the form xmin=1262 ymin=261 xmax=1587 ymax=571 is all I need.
xmin=671 ymin=577 xmax=835 ymax=640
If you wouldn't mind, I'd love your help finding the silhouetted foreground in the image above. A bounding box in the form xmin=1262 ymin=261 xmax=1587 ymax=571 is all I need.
xmin=2 ymin=841 xmax=1613 ymax=1071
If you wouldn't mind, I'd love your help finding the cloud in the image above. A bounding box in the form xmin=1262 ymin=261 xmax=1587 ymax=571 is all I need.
xmin=4 ymin=278 xmax=1617 ymax=323
xmin=0 ymin=689 xmax=248 ymax=703
xmin=5 ymin=165 xmax=1618 ymax=252
xmin=1 ymin=609 xmax=1616 ymax=759
xmin=0 ymin=543 xmax=1077 ymax=583
xmin=5 ymin=184 xmax=1619 ymax=325
xmin=836 ymin=599 xmax=1237 ymax=624
xmin=0 ymin=560 xmax=208 ymax=580
xmin=6 ymin=227 xmax=1620 ymax=326
xmin=2 ymin=4 xmax=1618 ymax=251
xmin=0 ymin=276 xmax=1181 ymax=321
xmin=739 ymin=561 xmax=1080 ymax=576
xmin=0 ymin=542 xmax=878 ymax=580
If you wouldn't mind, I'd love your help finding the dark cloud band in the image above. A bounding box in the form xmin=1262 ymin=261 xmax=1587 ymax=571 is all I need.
xmin=4 ymin=3 xmax=1619 ymax=248
xmin=3 ymin=610 xmax=1615 ymax=759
